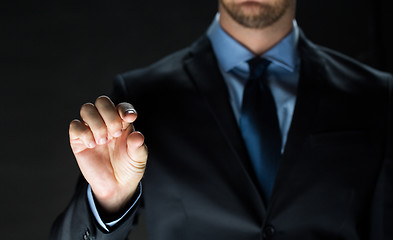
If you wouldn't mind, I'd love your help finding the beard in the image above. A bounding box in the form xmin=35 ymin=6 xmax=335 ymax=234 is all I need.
xmin=220 ymin=0 xmax=292 ymax=29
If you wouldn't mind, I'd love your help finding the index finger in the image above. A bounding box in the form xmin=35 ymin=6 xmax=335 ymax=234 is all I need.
xmin=116 ymin=102 xmax=138 ymax=129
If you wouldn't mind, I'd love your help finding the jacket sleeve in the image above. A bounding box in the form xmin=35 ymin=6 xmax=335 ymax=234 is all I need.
xmin=49 ymin=176 xmax=142 ymax=240
xmin=370 ymin=74 xmax=393 ymax=240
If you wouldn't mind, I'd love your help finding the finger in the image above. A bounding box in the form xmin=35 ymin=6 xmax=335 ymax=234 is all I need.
xmin=126 ymin=131 xmax=148 ymax=172
xmin=116 ymin=102 xmax=138 ymax=129
xmin=95 ymin=96 xmax=123 ymax=138
xmin=80 ymin=103 xmax=108 ymax=145
xmin=69 ymin=119 xmax=96 ymax=148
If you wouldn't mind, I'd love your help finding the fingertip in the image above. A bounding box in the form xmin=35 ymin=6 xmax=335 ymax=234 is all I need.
xmin=113 ymin=130 xmax=123 ymax=138
xmin=123 ymin=110 xmax=137 ymax=123
xmin=127 ymin=131 xmax=145 ymax=148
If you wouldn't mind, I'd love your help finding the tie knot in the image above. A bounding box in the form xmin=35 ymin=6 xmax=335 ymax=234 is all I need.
xmin=247 ymin=57 xmax=271 ymax=80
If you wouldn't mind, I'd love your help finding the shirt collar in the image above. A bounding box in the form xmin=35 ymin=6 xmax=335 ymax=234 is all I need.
xmin=207 ymin=13 xmax=299 ymax=73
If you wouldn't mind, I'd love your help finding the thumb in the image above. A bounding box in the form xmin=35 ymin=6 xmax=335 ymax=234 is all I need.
xmin=126 ymin=131 xmax=148 ymax=173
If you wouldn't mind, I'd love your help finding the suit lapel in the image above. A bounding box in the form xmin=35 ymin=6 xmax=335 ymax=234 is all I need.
xmin=184 ymin=36 xmax=266 ymax=217
xmin=269 ymin=32 xmax=326 ymax=205
xmin=283 ymin=32 xmax=325 ymax=157
xmin=284 ymin=33 xmax=328 ymax=155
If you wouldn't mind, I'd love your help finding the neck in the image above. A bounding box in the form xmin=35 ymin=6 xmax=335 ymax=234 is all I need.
xmin=219 ymin=4 xmax=295 ymax=55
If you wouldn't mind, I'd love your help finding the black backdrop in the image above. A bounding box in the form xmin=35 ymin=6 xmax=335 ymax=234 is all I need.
xmin=1 ymin=1 xmax=392 ymax=239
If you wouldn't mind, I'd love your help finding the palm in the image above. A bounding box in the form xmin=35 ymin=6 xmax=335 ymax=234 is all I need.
xmin=71 ymin=130 xmax=141 ymax=197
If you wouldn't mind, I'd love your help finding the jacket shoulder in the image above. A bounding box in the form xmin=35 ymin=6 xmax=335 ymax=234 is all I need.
xmin=110 ymin=45 xmax=193 ymax=103
xmin=298 ymin=31 xmax=392 ymax=85
xmin=299 ymin=32 xmax=392 ymax=96
xmin=111 ymin=36 xmax=212 ymax=104
xmin=120 ymin=47 xmax=191 ymax=82
xmin=317 ymin=45 xmax=392 ymax=81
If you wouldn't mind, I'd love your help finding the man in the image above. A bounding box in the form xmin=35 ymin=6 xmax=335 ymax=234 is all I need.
xmin=51 ymin=0 xmax=393 ymax=239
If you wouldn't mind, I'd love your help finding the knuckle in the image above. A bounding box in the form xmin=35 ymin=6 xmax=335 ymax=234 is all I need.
xmin=129 ymin=160 xmax=147 ymax=173
xmin=107 ymin=120 xmax=122 ymax=131
xmin=94 ymin=126 xmax=108 ymax=137
xmin=79 ymin=128 xmax=93 ymax=139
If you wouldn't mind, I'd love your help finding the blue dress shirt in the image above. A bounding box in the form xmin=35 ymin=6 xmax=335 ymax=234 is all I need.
xmin=89 ymin=13 xmax=301 ymax=231
xmin=207 ymin=14 xmax=300 ymax=149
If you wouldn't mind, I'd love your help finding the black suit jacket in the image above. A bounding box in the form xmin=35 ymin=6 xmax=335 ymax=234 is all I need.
xmin=51 ymin=33 xmax=393 ymax=240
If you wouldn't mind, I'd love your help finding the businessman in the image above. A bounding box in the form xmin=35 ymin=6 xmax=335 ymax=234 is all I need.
xmin=51 ymin=0 xmax=393 ymax=239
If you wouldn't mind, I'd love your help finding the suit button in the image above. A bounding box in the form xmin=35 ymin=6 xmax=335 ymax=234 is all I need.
xmin=263 ymin=225 xmax=275 ymax=239
xmin=83 ymin=229 xmax=91 ymax=240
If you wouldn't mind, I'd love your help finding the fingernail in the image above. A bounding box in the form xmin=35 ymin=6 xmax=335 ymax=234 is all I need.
xmin=98 ymin=137 xmax=107 ymax=145
xmin=88 ymin=142 xmax=96 ymax=148
xmin=126 ymin=109 xmax=136 ymax=115
xmin=113 ymin=130 xmax=122 ymax=137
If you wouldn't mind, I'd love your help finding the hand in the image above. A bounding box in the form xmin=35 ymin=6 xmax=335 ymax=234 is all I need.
xmin=69 ymin=96 xmax=148 ymax=214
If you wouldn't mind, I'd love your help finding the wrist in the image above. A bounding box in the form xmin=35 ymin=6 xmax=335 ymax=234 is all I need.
xmin=92 ymin=182 xmax=140 ymax=221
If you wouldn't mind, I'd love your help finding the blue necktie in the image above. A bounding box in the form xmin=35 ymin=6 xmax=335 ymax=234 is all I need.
xmin=239 ymin=57 xmax=282 ymax=203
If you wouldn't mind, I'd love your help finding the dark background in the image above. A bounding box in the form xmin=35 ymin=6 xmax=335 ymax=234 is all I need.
xmin=1 ymin=0 xmax=392 ymax=239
